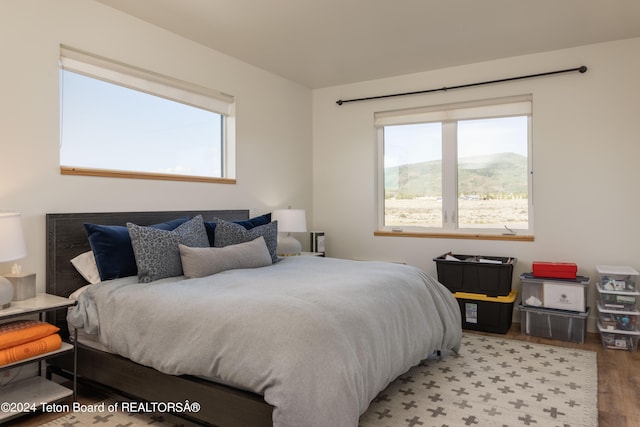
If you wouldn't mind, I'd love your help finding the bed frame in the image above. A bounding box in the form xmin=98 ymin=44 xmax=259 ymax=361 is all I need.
xmin=45 ymin=210 xmax=274 ymax=427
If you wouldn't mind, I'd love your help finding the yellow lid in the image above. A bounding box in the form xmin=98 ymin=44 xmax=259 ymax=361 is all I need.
xmin=454 ymin=290 xmax=518 ymax=303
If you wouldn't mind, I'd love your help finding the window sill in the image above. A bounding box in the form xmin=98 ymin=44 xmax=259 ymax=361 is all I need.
xmin=60 ymin=167 xmax=236 ymax=184
xmin=374 ymin=230 xmax=534 ymax=242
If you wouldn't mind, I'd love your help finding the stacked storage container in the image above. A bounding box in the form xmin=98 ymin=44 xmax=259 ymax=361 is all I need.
xmin=433 ymin=253 xmax=517 ymax=334
xmin=519 ymin=263 xmax=590 ymax=343
xmin=596 ymin=265 xmax=640 ymax=352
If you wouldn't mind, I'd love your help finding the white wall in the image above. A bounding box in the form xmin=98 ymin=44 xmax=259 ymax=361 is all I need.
xmin=0 ymin=0 xmax=313 ymax=289
xmin=312 ymin=37 xmax=640 ymax=331
xmin=2 ymin=0 xmax=638 ymax=333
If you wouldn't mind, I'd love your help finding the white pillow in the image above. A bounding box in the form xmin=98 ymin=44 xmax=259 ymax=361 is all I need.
xmin=179 ymin=236 xmax=272 ymax=278
xmin=70 ymin=251 xmax=101 ymax=284
xmin=69 ymin=284 xmax=92 ymax=301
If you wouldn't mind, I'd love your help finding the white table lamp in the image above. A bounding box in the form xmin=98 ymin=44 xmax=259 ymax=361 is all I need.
xmin=273 ymin=208 xmax=307 ymax=256
xmin=0 ymin=212 xmax=27 ymax=309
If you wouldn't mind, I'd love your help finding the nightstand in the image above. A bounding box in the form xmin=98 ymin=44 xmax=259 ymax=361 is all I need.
xmin=299 ymin=251 xmax=325 ymax=257
xmin=0 ymin=294 xmax=76 ymax=423
xmin=278 ymin=252 xmax=325 ymax=261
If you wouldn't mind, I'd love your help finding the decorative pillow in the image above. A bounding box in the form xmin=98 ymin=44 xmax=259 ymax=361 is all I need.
xmin=214 ymin=219 xmax=278 ymax=263
xmin=85 ymin=217 xmax=188 ymax=281
xmin=70 ymin=251 xmax=101 ymax=284
xmin=0 ymin=320 xmax=60 ymax=350
xmin=128 ymin=215 xmax=210 ymax=283
xmin=204 ymin=213 xmax=272 ymax=246
xmin=179 ymin=236 xmax=272 ymax=278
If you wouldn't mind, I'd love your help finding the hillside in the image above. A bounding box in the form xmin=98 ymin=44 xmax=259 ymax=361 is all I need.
xmin=384 ymin=152 xmax=527 ymax=198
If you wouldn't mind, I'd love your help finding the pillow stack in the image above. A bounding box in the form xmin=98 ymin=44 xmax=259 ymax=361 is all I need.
xmin=0 ymin=320 xmax=61 ymax=366
xmin=78 ymin=213 xmax=278 ymax=283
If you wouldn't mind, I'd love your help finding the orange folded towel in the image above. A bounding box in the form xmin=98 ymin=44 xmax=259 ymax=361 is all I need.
xmin=0 ymin=320 xmax=60 ymax=350
xmin=0 ymin=334 xmax=62 ymax=366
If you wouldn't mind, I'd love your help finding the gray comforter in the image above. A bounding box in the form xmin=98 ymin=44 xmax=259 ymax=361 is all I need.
xmin=68 ymin=256 xmax=462 ymax=427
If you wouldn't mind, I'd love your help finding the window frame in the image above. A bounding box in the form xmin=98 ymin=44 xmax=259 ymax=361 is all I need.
xmin=375 ymin=95 xmax=534 ymax=241
xmin=59 ymin=46 xmax=236 ymax=184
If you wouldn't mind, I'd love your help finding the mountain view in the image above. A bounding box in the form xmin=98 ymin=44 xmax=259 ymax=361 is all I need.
xmin=384 ymin=152 xmax=527 ymax=199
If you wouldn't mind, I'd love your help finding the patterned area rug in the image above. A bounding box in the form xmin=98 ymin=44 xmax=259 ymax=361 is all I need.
xmin=41 ymin=333 xmax=598 ymax=427
xmin=360 ymin=333 xmax=598 ymax=427
xmin=39 ymin=403 xmax=201 ymax=427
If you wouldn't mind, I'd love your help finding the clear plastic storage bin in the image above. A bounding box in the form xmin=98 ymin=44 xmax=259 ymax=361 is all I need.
xmin=597 ymin=303 xmax=639 ymax=331
xmin=519 ymin=304 xmax=589 ymax=343
xmin=598 ymin=322 xmax=640 ymax=351
xmin=596 ymin=282 xmax=639 ymax=311
xmin=520 ymin=273 xmax=590 ymax=312
xmin=596 ymin=265 xmax=638 ymax=292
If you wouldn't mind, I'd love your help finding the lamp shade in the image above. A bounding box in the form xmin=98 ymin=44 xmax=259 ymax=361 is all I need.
xmin=272 ymin=209 xmax=307 ymax=233
xmin=0 ymin=212 xmax=27 ymax=262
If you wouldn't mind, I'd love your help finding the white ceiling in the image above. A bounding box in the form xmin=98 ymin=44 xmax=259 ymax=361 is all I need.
xmin=96 ymin=0 xmax=640 ymax=89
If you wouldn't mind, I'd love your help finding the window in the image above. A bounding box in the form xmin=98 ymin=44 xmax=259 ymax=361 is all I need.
xmin=59 ymin=46 xmax=235 ymax=183
xmin=376 ymin=95 xmax=532 ymax=238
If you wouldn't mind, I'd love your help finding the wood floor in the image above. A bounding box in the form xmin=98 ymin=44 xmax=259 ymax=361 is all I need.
xmin=8 ymin=323 xmax=640 ymax=427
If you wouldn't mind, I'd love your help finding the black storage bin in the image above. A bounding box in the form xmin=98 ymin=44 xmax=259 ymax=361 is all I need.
xmin=434 ymin=253 xmax=517 ymax=296
xmin=454 ymin=291 xmax=517 ymax=334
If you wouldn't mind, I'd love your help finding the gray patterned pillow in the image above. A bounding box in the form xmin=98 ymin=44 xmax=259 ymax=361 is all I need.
xmin=128 ymin=215 xmax=209 ymax=283
xmin=214 ymin=218 xmax=278 ymax=263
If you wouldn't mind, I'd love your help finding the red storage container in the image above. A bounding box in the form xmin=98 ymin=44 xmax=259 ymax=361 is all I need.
xmin=532 ymin=262 xmax=577 ymax=279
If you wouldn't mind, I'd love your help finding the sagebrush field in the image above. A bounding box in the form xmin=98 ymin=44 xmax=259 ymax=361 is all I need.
xmin=385 ymin=197 xmax=528 ymax=229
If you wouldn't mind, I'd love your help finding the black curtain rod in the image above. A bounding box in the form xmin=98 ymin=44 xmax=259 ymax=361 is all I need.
xmin=336 ymin=65 xmax=587 ymax=105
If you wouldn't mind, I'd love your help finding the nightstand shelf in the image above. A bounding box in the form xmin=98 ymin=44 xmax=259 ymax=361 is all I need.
xmin=2 ymin=342 xmax=74 ymax=371
xmin=0 ymin=293 xmax=76 ymax=320
xmin=0 ymin=377 xmax=73 ymax=422
xmin=0 ymin=293 xmax=76 ymax=422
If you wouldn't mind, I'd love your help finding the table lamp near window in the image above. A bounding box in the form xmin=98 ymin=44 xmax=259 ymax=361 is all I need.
xmin=273 ymin=208 xmax=307 ymax=256
xmin=0 ymin=212 xmax=28 ymax=309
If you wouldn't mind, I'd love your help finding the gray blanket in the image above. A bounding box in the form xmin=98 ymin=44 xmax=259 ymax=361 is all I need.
xmin=68 ymin=256 xmax=461 ymax=427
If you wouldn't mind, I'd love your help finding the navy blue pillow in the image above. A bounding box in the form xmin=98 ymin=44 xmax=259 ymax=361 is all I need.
xmin=204 ymin=213 xmax=271 ymax=246
xmin=85 ymin=217 xmax=188 ymax=281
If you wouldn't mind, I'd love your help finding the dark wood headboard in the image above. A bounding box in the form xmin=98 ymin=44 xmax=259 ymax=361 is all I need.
xmin=45 ymin=210 xmax=249 ymax=332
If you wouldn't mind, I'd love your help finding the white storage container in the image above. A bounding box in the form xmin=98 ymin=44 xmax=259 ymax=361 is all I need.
xmin=520 ymin=273 xmax=590 ymax=312
xmin=596 ymin=265 xmax=638 ymax=292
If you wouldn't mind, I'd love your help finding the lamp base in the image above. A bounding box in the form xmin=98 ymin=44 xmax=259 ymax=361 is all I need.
xmin=5 ymin=273 xmax=35 ymax=301
xmin=0 ymin=276 xmax=14 ymax=309
xmin=277 ymin=234 xmax=302 ymax=256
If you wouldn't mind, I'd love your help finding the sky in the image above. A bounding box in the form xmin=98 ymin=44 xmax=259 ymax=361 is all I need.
xmin=384 ymin=116 xmax=528 ymax=168
xmin=60 ymin=70 xmax=223 ymax=178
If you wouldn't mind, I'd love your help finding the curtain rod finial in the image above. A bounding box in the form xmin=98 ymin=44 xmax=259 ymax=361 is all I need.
xmin=336 ymin=99 xmax=344 ymax=105
xmin=579 ymin=65 xmax=587 ymax=73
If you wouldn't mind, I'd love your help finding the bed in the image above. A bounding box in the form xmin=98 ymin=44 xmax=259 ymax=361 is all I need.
xmin=45 ymin=210 xmax=462 ymax=427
